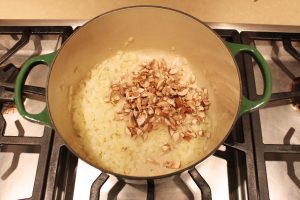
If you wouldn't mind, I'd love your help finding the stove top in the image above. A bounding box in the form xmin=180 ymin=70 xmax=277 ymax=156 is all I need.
xmin=0 ymin=25 xmax=299 ymax=200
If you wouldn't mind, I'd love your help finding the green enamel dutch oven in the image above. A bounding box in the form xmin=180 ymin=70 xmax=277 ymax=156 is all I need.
xmin=14 ymin=6 xmax=272 ymax=179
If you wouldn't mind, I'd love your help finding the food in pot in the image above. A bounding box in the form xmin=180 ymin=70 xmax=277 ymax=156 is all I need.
xmin=71 ymin=50 xmax=211 ymax=176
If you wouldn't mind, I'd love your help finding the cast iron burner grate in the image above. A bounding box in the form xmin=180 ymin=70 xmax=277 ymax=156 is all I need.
xmin=0 ymin=26 xmax=75 ymax=200
xmin=290 ymin=77 xmax=300 ymax=110
xmin=241 ymin=31 xmax=300 ymax=200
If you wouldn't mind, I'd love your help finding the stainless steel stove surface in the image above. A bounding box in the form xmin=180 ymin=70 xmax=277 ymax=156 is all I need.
xmin=0 ymin=25 xmax=299 ymax=200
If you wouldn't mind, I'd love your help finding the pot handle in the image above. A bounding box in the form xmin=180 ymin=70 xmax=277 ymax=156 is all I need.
xmin=226 ymin=42 xmax=272 ymax=117
xmin=14 ymin=52 xmax=56 ymax=126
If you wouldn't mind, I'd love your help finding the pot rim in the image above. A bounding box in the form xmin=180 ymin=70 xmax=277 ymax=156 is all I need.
xmin=46 ymin=5 xmax=242 ymax=180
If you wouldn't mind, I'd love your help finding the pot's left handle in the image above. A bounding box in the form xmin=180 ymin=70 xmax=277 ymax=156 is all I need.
xmin=14 ymin=52 xmax=56 ymax=127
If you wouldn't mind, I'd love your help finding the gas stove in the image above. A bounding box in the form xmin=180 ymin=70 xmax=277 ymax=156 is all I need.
xmin=0 ymin=23 xmax=299 ymax=200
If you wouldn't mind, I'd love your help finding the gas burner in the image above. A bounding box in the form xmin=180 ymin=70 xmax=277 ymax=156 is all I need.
xmin=290 ymin=77 xmax=300 ymax=109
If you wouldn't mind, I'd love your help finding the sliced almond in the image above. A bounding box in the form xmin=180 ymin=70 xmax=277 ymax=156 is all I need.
xmin=204 ymin=131 xmax=211 ymax=138
xmin=141 ymin=91 xmax=149 ymax=97
xmin=169 ymin=68 xmax=178 ymax=75
xmin=186 ymin=100 xmax=196 ymax=110
xmin=112 ymin=94 xmax=121 ymax=102
xmin=127 ymin=91 xmax=140 ymax=100
xmin=163 ymin=118 xmax=171 ymax=126
xmin=147 ymin=92 xmax=154 ymax=101
xmin=147 ymin=107 xmax=154 ymax=115
xmin=169 ymin=128 xmax=175 ymax=136
xmin=164 ymin=160 xmax=181 ymax=169
xmin=104 ymin=97 xmax=110 ymax=103
xmin=156 ymin=91 xmax=163 ymax=97
xmin=142 ymin=123 xmax=153 ymax=133
xmin=172 ymin=132 xmax=180 ymax=142
xmin=156 ymin=79 xmax=165 ymax=89
xmin=154 ymin=108 xmax=161 ymax=115
xmin=133 ymin=109 xmax=139 ymax=118
xmin=172 ymin=161 xmax=181 ymax=169
xmin=126 ymin=127 xmax=132 ymax=136
xmin=181 ymin=132 xmax=192 ymax=141
xmin=142 ymin=133 xmax=148 ymax=141
xmin=124 ymin=109 xmax=131 ymax=113
xmin=190 ymin=75 xmax=196 ymax=83
xmin=131 ymin=86 xmax=138 ymax=92
xmin=136 ymin=98 xmax=142 ymax=111
xmin=161 ymin=87 xmax=166 ymax=95
xmin=137 ymin=88 xmax=145 ymax=93
xmin=177 ymin=88 xmax=189 ymax=96
xmin=166 ymin=78 xmax=173 ymax=85
xmin=197 ymin=130 xmax=204 ymax=137
xmin=150 ymin=59 xmax=157 ymax=67
xmin=136 ymin=128 xmax=143 ymax=136
xmin=161 ymin=143 xmax=172 ymax=152
xmin=142 ymin=123 xmax=149 ymax=132
xmin=146 ymin=158 xmax=160 ymax=165
xmin=112 ymin=86 xmax=120 ymax=91
xmin=169 ymin=117 xmax=176 ymax=126
xmin=186 ymin=93 xmax=193 ymax=101
xmin=114 ymin=113 xmax=124 ymax=121
xmin=132 ymin=134 xmax=138 ymax=140
xmin=136 ymin=111 xmax=147 ymax=127
xmin=192 ymin=92 xmax=198 ymax=99
xmin=156 ymin=101 xmax=169 ymax=107
xmin=198 ymin=106 xmax=205 ymax=111
xmin=192 ymin=119 xmax=198 ymax=124
xmin=149 ymin=117 xmax=156 ymax=123
xmin=199 ymin=112 xmax=206 ymax=118
xmin=152 ymin=96 xmax=158 ymax=104
xmin=160 ymin=109 xmax=169 ymax=117
xmin=189 ymin=131 xmax=197 ymax=138
xmin=175 ymin=97 xmax=183 ymax=107
xmin=202 ymin=99 xmax=210 ymax=106
xmin=169 ymin=88 xmax=176 ymax=96
xmin=142 ymin=81 xmax=150 ymax=88
xmin=142 ymin=98 xmax=148 ymax=106
xmin=147 ymin=123 xmax=153 ymax=132
xmin=121 ymin=147 xmax=128 ymax=151
xmin=128 ymin=112 xmax=136 ymax=127
xmin=166 ymin=98 xmax=175 ymax=107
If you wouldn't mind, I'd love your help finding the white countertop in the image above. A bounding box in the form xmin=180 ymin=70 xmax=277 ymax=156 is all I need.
xmin=1 ymin=0 xmax=300 ymax=26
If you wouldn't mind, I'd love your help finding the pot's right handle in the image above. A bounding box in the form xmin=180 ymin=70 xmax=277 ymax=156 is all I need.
xmin=226 ymin=42 xmax=272 ymax=117
xmin=14 ymin=52 xmax=56 ymax=127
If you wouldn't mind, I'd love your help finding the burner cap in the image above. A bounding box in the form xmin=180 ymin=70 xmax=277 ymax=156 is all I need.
xmin=291 ymin=77 xmax=300 ymax=109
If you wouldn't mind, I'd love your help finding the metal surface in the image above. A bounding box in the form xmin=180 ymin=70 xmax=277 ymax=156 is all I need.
xmin=0 ymin=26 xmax=74 ymax=200
xmin=188 ymin=168 xmax=212 ymax=200
xmin=291 ymin=77 xmax=300 ymax=108
xmin=0 ymin=23 xmax=300 ymax=200
xmin=241 ymin=31 xmax=300 ymax=200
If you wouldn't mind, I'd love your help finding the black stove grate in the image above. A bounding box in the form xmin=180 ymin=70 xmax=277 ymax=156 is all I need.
xmin=240 ymin=31 xmax=300 ymax=200
xmin=0 ymin=26 xmax=74 ymax=200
